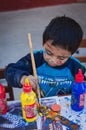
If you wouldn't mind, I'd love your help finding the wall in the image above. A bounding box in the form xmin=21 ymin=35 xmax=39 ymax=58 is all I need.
xmin=77 ymin=0 xmax=86 ymax=1
xmin=0 ymin=0 xmax=76 ymax=12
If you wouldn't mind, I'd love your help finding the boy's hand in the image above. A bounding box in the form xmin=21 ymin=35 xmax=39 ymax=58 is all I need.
xmin=20 ymin=75 xmax=38 ymax=91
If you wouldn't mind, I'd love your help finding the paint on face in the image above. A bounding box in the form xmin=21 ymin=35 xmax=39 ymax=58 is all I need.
xmin=43 ymin=41 xmax=71 ymax=67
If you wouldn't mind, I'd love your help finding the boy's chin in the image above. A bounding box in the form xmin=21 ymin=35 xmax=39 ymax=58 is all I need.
xmin=48 ymin=62 xmax=61 ymax=67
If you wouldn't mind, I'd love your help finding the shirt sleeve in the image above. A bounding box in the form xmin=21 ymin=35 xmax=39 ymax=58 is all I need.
xmin=69 ymin=57 xmax=86 ymax=80
xmin=5 ymin=50 xmax=44 ymax=88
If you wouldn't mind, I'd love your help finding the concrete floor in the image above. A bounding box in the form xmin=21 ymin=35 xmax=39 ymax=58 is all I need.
xmin=0 ymin=3 xmax=86 ymax=99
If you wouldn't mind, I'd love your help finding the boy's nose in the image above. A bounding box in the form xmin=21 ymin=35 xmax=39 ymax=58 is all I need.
xmin=52 ymin=56 xmax=58 ymax=61
xmin=49 ymin=57 xmax=58 ymax=63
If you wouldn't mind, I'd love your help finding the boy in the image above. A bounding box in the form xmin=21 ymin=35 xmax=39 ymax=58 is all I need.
xmin=5 ymin=16 xmax=86 ymax=97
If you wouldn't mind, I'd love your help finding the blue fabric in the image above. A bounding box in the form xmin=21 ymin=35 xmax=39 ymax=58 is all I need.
xmin=5 ymin=50 xmax=86 ymax=96
xmin=0 ymin=102 xmax=37 ymax=130
xmin=37 ymin=63 xmax=74 ymax=97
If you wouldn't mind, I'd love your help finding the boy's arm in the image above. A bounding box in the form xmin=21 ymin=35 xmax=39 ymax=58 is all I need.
xmin=5 ymin=50 xmax=44 ymax=88
xmin=5 ymin=53 xmax=33 ymax=88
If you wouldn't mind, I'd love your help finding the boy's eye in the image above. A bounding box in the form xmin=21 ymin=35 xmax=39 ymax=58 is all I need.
xmin=57 ymin=56 xmax=66 ymax=60
xmin=44 ymin=48 xmax=70 ymax=61
xmin=45 ymin=50 xmax=53 ymax=56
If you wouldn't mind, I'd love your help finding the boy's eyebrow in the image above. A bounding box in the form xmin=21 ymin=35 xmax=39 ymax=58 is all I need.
xmin=46 ymin=49 xmax=52 ymax=53
xmin=57 ymin=55 xmax=69 ymax=58
xmin=45 ymin=48 xmax=69 ymax=58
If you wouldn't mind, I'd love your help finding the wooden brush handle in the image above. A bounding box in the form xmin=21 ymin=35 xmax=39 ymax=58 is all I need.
xmin=28 ymin=33 xmax=41 ymax=99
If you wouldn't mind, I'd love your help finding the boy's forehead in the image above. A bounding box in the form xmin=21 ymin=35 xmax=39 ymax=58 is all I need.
xmin=44 ymin=41 xmax=58 ymax=51
xmin=44 ymin=42 xmax=71 ymax=56
xmin=44 ymin=41 xmax=55 ymax=50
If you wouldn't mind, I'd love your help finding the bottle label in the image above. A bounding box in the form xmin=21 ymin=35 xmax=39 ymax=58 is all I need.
xmin=71 ymin=93 xmax=85 ymax=108
xmin=0 ymin=99 xmax=7 ymax=114
xmin=24 ymin=103 xmax=37 ymax=118
xmin=79 ymin=93 xmax=85 ymax=107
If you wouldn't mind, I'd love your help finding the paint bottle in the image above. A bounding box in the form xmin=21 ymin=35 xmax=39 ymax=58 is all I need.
xmin=84 ymin=82 xmax=86 ymax=108
xmin=0 ymin=84 xmax=8 ymax=114
xmin=71 ymin=69 xmax=85 ymax=111
xmin=20 ymin=78 xmax=37 ymax=122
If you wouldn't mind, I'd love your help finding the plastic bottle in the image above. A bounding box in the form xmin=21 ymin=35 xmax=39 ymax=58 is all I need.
xmin=84 ymin=87 xmax=86 ymax=109
xmin=20 ymin=78 xmax=37 ymax=122
xmin=71 ymin=69 xmax=85 ymax=111
xmin=0 ymin=84 xmax=8 ymax=114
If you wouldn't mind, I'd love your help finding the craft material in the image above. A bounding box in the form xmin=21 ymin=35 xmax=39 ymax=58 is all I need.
xmin=51 ymin=104 xmax=61 ymax=113
xmin=20 ymin=78 xmax=37 ymax=122
xmin=0 ymin=84 xmax=8 ymax=114
xmin=71 ymin=69 xmax=85 ymax=111
xmin=28 ymin=33 xmax=41 ymax=99
xmin=58 ymin=115 xmax=80 ymax=130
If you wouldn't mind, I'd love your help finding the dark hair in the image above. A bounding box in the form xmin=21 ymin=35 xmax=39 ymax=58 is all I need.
xmin=43 ymin=16 xmax=83 ymax=54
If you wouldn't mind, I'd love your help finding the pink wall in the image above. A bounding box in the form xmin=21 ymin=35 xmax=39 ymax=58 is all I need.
xmin=0 ymin=0 xmax=76 ymax=12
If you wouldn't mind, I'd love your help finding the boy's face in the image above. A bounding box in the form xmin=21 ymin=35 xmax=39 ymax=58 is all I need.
xmin=43 ymin=41 xmax=71 ymax=67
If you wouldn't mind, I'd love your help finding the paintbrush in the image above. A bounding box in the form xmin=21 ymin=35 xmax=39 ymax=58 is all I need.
xmin=28 ymin=33 xmax=41 ymax=100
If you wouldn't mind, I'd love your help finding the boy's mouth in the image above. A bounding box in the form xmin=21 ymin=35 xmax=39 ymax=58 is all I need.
xmin=48 ymin=59 xmax=62 ymax=66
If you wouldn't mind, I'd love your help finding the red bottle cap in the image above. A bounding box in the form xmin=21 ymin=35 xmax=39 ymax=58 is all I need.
xmin=75 ymin=69 xmax=84 ymax=82
xmin=23 ymin=83 xmax=32 ymax=92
